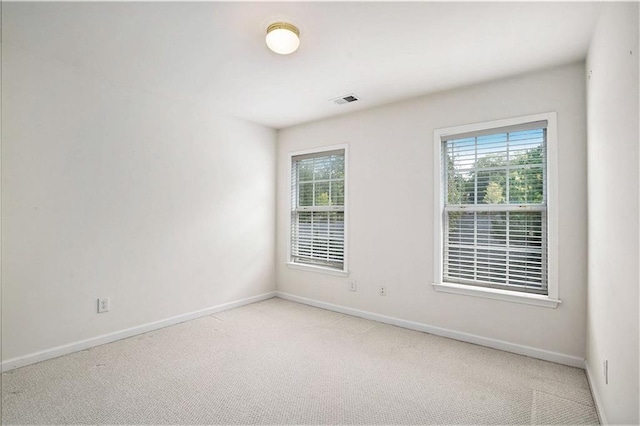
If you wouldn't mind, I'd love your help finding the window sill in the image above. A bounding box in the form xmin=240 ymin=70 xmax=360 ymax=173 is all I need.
xmin=286 ymin=262 xmax=349 ymax=277
xmin=431 ymin=282 xmax=561 ymax=308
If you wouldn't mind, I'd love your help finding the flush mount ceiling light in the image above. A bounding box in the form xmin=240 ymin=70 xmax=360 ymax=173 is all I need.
xmin=265 ymin=22 xmax=300 ymax=55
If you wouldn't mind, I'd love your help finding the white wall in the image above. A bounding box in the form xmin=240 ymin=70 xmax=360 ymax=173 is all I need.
xmin=586 ymin=3 xmax=639 ymax=424
xmin=277 ymin=63 xmax=588 ymax=360
xmin=1 ymin=46 xmax=277 ymax=361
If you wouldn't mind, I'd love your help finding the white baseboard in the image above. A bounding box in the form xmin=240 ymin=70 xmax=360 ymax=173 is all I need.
xmin=1 ymin=291 xmax=277 ymax=372
xmin=276 ymin=291 xmax=586 ymax=369
xmin=585 ymin=360 xmax=608 ymax=424
xmin=4 ymin=290 xmax=585 ymax=373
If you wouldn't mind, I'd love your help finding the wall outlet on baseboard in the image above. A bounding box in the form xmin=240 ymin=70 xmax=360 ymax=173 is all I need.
xmin=349 ymin=281 xmax=357 ymax=292
xmin=379 ymin=286 xmax=386 ymax=296
xmin=98 ymin=297 xmax=110 ymax=313
xmin=603 ymin=359 xmax=608 ymax=384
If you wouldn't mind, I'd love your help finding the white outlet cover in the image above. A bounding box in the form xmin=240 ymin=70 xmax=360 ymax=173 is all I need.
xmin=98 ymin=297 xmax=110 ymax=313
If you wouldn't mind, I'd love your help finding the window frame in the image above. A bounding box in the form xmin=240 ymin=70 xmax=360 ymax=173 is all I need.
xmin=432 ymin=113 xmax=561 ymax=308
xmin=287 ymin=144 xmax=349 ymax=277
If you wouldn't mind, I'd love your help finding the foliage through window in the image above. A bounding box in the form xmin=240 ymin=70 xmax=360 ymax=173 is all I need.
xmin=291 ymin=149 xmax=345 ymax=270
xmin=442 ymin=121 xmax=548 ymax=294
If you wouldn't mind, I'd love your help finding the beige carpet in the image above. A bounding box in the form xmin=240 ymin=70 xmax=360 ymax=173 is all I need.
xmin=2 ymin=297 xmax=598 ymax=425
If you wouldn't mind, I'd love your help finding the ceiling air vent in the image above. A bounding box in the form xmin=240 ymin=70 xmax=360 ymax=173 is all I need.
xmin=332 ymin=94 xmax=359 ymax=105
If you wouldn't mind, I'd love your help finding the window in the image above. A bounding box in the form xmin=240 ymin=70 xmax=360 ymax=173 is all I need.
xmin=433 ymin=113 xmax=560 ymax=308
xmin=289 ymin=147 xmax=347 ymax=274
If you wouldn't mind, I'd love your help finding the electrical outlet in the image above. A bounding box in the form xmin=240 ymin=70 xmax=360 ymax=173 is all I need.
xmin=98 ymin=297 xmax=110 ymax=313
xmin=349 ymin=281 xmax=357 ymax=292
xmin=603 ymin=359 xmax=608 ymax=384
xmin=379 ymin=286 xmax=386 ymax=296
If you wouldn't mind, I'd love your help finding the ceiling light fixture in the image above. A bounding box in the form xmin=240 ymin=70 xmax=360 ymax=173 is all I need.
xmin=265 ymin=22 xmax=300 ymax=55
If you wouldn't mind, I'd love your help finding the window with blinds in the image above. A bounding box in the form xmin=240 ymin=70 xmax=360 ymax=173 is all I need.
xmin=441 ymin=121 xmax=548 ymax=295
xmin=291 ymin=149 xmax=345 ymax=270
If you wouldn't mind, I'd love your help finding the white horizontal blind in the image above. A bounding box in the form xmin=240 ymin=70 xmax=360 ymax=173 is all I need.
xmin=442 ymin=123 xmax=548 ymax=294
xmin=291 ymin=150 xmax=345 ymax=270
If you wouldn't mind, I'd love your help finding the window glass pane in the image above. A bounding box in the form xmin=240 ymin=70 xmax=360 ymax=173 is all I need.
xmin=331 ymin=181 xmax=345 ymax=206
xmin=314 ymin=182 xmax=330 ymax=206
xmin=299 ymin=182 xmax=313 ymax=207
xmin=446 ymin=155 xmax=475 ymax=204
xmin=476 ymin=133 xmax=507 ymax=165
xmin=509 ymin=166 xmax=544 ymax=204
xmin=298 ymin=160 xmax=314 ymax=182
xmin=313 ymin=213 xmax=328 ymax=237
xmin=331 ymin=155 xmax=345 ymax=179
xmin=477 ymin=169 xmax=507 ymax=204
xmin=509 ymin=212 xmax=543 ymax=248
xmin=314 ymin=157 xmax=331 ymax=180
xmin=295 ymin=212 xmax=312 ymax=256
xmin=509 ymin=129 xmax=544 ymax=161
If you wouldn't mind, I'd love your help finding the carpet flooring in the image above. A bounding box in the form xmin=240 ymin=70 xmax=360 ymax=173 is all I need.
xmin=1 ymin=297 xmax=598 ymax=424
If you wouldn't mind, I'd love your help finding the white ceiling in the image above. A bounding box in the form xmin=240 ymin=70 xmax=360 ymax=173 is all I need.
xmin=3 ymin=2 xmax=603 ymax=129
